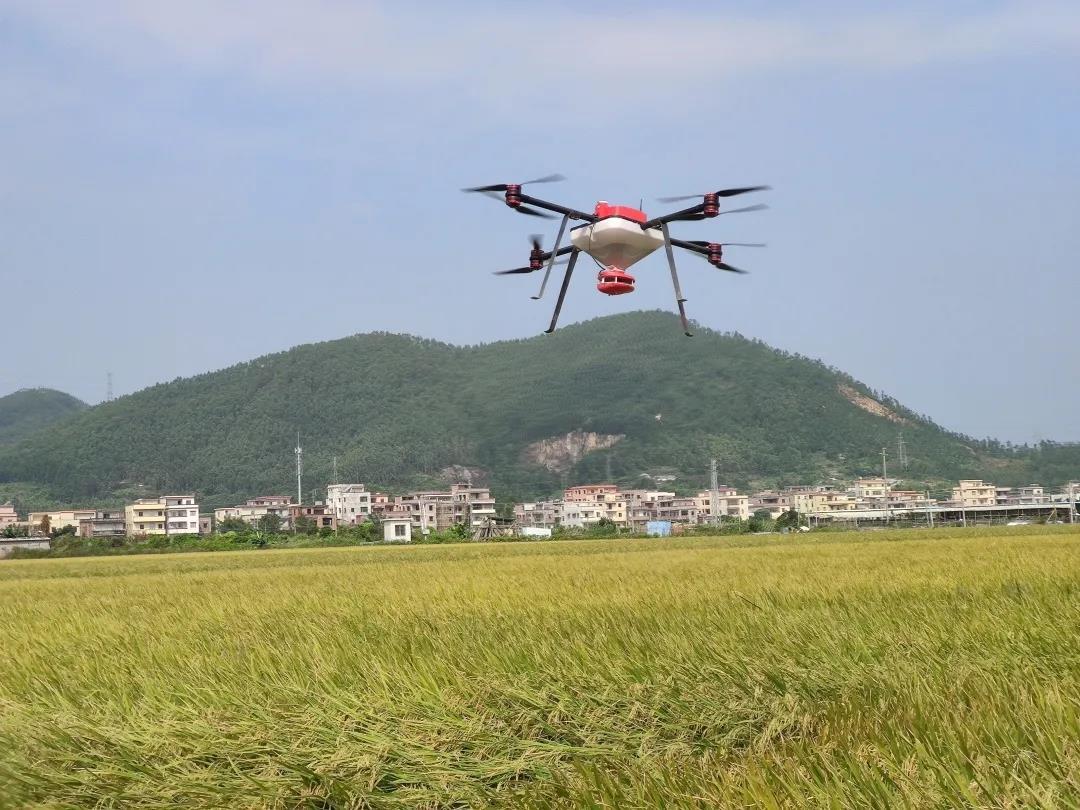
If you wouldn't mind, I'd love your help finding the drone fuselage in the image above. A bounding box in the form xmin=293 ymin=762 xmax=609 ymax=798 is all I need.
xmin=570 ymin=203 xmax=663 ymax=296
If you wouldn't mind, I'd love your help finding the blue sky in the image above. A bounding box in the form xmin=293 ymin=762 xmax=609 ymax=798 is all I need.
xmin=2 ymin=1 xmax=1078 ymax=443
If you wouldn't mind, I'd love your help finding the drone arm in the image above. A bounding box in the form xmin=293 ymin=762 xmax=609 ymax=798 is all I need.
xmin=668 ymin=237 xmax=710 ymax=257
xmin=661 ymin=222 xmax=692 ymax=337
xmin=544 ymin=247 xmax=580 ymax=334
xmin=518 ymin=194 xmax=597 ymax=223
xmin=533 ymin=214 xmax=570 ymax=300
xmin=641 ymin=204 xmax=705 ymax=231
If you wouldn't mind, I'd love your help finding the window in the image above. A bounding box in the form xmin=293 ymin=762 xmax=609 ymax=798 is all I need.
xmin=394 ymin=524 xmax=406 ymax=537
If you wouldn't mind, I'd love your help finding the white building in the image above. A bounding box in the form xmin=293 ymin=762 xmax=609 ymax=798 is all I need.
xmin=561 ymin=498 xmax=628 ymax=529
xmin=326 ymin=484 xmax=372 ymax=525
xmin=382 ymin=513 xmax=412 ymax=542
xmin=125 ymin=495 xmax=200 ymax=536
xmin=952 ymin=480 xmax=997 ymax=507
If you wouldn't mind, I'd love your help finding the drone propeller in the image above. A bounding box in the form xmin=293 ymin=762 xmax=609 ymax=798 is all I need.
xmin=494 ymin=234 xmax=566 ymax=275
xmin=462 ymin=175 xmax=565 ymax=219
xmin=495 ymin=258 xmax=569 ymax=275
xmin=673 ymin=203 xmax=770 ymax=222
xmin=657 ymin=185 xmax=770 ymax=203
xmin=684 ymin=253 xmax=750 ymax=273
xmin=462 ymin=174 xmax=565 ymax=193
xmin=714 ymin=262 xmax=748 ymax=274
xmin=684 ymin=241 xmax=766 ymax=248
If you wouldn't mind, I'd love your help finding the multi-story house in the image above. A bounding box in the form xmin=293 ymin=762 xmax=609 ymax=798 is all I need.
xmin=79 ymin=510 xmax=126 ymax=539
xmin=694 ymin=487 xmax=750 ymax=520
xmin=396 ymin=486 xmax=498 ymax=533
xmin=852 ymin=477 xmax=890 ymax=504
xmin=564 ymin=484 xmax=620 ymax=502
xmin=370 ymin=492 xmax=392 ymax=517
xmin=561 ymin=498 xmax=628 ymax=528
xmin=515 ymin=500 xmax=563 ymax=529
xmin=997 ymin=485 xmax=1048 ymax=505
xmin=652 ymin=495 xmax=700 ymax=524
xmin=125 ymin=495 xmax=200 ymax=536
xmin=214 ymin=496 xmax=293 ymax=529
xmin=28 ymin=509 xmax=96 ymax=535
xmin=288 ymin=503 xmax=337 ymax=530
xmin=0 ymin=503 xmax=17 ymax=531
xmin=451 ymin=485 xmax=497 ymax=528
xmin=326 ymin=484 xmax=373 ymax=525
xmin=749 ymin=491 xmax=792 ymax=518
xmin=951 ymin=480 xmax=997 ymax=508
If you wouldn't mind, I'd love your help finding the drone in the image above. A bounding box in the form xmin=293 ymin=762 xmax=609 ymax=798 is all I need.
xmin=462 ymin=174 xmax=768 ymax=336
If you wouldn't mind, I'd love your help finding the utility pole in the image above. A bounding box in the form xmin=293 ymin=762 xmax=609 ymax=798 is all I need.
xmin=881 ymin=447 xmax=890 ymax=524
xmin=332 ymin=456 xmax=338 ymax=485
xmin=897 ymin=434 xmax=907 ymax=468
xmin=1070 ymin=483 xmax=1076 ymax=525
xmin=710 ymin=458 xmax=719 ymax=525
xmin=295 ymin=432 xmax=303 ymax=506
xmin=926 ymin=490 xmax=933 ymax=528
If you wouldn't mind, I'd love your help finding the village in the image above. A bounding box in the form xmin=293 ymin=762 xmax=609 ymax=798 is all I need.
xmin=2 ymin=476 xmax=1078 ymax=555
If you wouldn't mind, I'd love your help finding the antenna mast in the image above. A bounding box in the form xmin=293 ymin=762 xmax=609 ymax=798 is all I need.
xmin=106 ymin=372 xmax=113 ymax=403
xmin=710 ymin=458 xmax=719 ymax=523
xmin=295 ymin=432 xmax=303 ymax=505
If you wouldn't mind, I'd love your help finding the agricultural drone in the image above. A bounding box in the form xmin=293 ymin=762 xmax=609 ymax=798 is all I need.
xmin=462 ymin=174 xmax=768 ymax=335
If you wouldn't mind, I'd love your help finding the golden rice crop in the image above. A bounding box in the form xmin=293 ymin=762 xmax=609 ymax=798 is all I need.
xmin=1 ymin=526 xmax=1078 ymax=807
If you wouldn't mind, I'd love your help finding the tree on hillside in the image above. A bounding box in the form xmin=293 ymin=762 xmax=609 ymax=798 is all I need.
xmin=747 ymin=510 xmax=774 ymax=533
xmin=293 ymin=516 xmax=316 ymax=535
xmin=774 ymin=509 xmax=805 ymax=531
xmin=256 ymin=513 xmax=283 ymax=534
xmin=218 ymin=516 xmax=249 ymax=534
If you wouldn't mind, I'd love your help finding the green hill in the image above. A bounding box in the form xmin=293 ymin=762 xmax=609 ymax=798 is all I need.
xmin=0 ymin=312 xmax=1075 ymax=509
xmin=0 ymin=388 xmax=87 ymax=447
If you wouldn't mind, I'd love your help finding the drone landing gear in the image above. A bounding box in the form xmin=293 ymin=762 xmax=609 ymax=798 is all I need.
xmin=660 ymin=222 xmax=692 ymax=336
xmin=532 ymin=214 xmax=569 ymax=300
xmin=544 ymin=247 xmax=580 ymax=334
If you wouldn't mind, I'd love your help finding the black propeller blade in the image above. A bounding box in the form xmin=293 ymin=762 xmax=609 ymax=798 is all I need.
xmin=494 ymin=257 xmax=569 ymax=275
xmin=716 ymin=262 xmax=748 ymax=274
xmin=685 ymin=241 xmax=766 ymax=248
xmin=462 ymin=173 xmax=566 ymax=193
xmin=494 ymin=234 xmax=565 ymax=274
xmin=666 ymin=203 xmax=769 ymax=223
xmin=514 ymin=205 xmax=556 ymax=219
xmin=658 ymin=185 xmax=770 ymax=203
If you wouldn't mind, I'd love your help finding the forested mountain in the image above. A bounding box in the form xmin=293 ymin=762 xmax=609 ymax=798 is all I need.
xmin=0 ymin=388 xmax=87 ymax=447
xmin=0 ymin=312 xmax=1076 ymax=510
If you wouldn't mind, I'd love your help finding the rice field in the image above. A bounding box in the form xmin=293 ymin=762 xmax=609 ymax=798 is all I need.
xmin=1 ymin=527 xmax=1078 ymax=808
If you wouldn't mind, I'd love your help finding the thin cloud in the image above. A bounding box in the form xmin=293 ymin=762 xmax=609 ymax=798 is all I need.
xmin=10 ymin=1 xmax=1080 ymax=96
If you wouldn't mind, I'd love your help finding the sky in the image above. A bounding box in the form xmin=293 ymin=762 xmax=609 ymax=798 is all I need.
xmin=1 ymin=0 xmax=1078 ymax=443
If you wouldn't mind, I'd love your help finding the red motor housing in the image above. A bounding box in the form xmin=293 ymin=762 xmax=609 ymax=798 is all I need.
xmin=702 ymin=192 xmax=719 ymax=217
xmin=504 ymin=183 xmax=522 ymax=208
xmin=596 ymin=268 xmax=636 ymax=295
